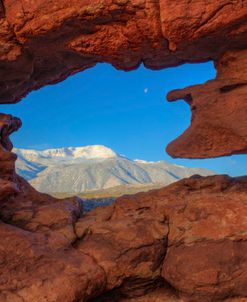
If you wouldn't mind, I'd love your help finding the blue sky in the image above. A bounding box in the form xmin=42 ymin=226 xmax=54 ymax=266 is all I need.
xmin=0 ymin=62 xmax=246 ymax=176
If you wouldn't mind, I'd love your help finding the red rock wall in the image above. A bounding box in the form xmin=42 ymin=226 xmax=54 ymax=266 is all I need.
xmin=1 ymin=170 xmax=247 ymax=302
xmin=167 ymin=49 xmax=247 ymax=158
xmin=0 ymin=114 xmax=21 ymax=200
xmin=0 ymin=0 xmax=246 ymax=102
xmin=0 ymin=1 xmax=247 ymax=302
xmin=0 ymin=0 xmax=246 ymax=158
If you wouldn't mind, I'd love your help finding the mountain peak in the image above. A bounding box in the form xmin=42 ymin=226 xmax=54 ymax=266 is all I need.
xmin=61 ymin=145 xmax=118 ymax=159
xmin=14 ymin=145 xmax=118 ymax=161
xmin=15 ymin=144 xmax=214 ymax=193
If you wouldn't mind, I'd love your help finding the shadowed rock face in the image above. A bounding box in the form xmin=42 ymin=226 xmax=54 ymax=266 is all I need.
xmin=167 ymin=49 xmax=247 ymax=158
xmin=0 ymin=114 xmax=21 ymax=200
xmin=0 ymin=0 xmax=246 ymax=157
xmin=1 ymin=168 xmax=247 ymax=301
xmin=0 ymin=1 xmax=247 ymax=301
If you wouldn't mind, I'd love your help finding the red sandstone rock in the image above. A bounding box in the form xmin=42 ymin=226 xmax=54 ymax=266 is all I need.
xmin=0 ymin=1 xmax=246 ymax=157
xmin=160 ymin=0 xmax=247 ymax=56
xmin=0 ymin=114 xmax=247 ymax=302
xmin=0 ymin=0 xmax=246 ymax=103
xmin=0 ymin=1 xmax=247 ymax=302
xmin=119 ymin=287 xmax=179 ymax=302
xmin=166 ymin=49 xmax=247 ymax=158
xmin=1 ymin=174 xmax=247 ymax=301
xmin=0 ymin=0 xmax=246 ymax=102
xmin=0 ymin=114 xmax=21 ymax=200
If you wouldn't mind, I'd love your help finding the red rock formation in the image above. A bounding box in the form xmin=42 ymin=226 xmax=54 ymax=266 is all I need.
xmin=0 ymin=1 xmax=247 ymax=302
xmin=0 ymin=114 xmax=21 ymax=200
xmin=1 ymin=169 xmax=247 ymax=301
xmin=0 ymin=0 xmax=246 ymax=157
xmin=1 ymin=115 xmax=247 ymax=302
xmin=0 ymin=114 xmax=84 ymax=250
xmin=167 ymin=49 xmax=247 ymax=158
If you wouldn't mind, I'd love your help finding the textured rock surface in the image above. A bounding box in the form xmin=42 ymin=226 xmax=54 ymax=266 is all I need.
xmin=167 ymin=49 xmax=247 ymax=158
xmin=0 ymin=115 xmax=247 ymax=301
xmin=0 ymin=1 xmax=247 ymax=301
xmin=0 ymin=114 xmax=22 ymax=200
xmin=0 ymin=0 xmax=246 ymax=157
xmin=0 ymin=0 xmax=246 ymax=103
xmin=1 ymin=170 xmax=247 ymax=301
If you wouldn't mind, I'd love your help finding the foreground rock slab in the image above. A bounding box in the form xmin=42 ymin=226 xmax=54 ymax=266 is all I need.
xmin=1 ymin=174 xmax=247 ymax=302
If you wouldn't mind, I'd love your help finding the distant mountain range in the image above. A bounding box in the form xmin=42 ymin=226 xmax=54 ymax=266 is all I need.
xmin=14 ymin=145 xmax=215 ymax=194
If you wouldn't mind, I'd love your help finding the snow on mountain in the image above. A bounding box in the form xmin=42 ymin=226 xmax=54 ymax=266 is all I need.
xmin=134 ymin=159 xmax=155 ymax=164
xmin=14 ymin=145 xmax=117 ymax=164
xmin=14 ymin=145 xmax=215 ymax=193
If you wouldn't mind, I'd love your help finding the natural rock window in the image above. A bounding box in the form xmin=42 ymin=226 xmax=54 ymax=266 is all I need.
xmin=0 ymin=1 xmax=246 ymax=302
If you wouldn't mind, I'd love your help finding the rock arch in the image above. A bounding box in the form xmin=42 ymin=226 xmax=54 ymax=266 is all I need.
xmin=0 ymin=0 xmax=246 ymax=158
xmin=0 ymin=1 xmax=247 ymax=301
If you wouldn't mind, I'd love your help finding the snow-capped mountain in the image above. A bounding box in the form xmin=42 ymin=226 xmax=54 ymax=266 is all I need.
xmin=14 ymin=145 xmax=215 ymax=193
xmin=15 ymin=145 xmax=117 ymax=164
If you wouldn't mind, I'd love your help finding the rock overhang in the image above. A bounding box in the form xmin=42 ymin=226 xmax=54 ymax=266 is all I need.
xmin=0 ymin=0 xmax=246 ymax=158
xmin=0 ymin=2 xmax=247 ymax=301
